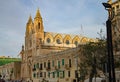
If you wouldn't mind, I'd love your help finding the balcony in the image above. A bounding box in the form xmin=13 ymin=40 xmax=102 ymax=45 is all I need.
xmin=54 ymin=66 xmax=59 ymax=70
xmin=65 ymin=64 xmax=70 ymax=70
xmin=32 ymin=68 xmax=36 ymax=71
xmin=46 ymin=67 xmax=51 ymax=71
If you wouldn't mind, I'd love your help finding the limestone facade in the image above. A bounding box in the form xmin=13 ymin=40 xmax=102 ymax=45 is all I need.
xmin=31 ymin=47 xmax=80 ymax=82
xmin=0 ymin=62 xmax=21 ymax=80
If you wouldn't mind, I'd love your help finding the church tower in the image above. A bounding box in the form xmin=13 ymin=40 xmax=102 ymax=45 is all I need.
xmin=23 ymin=9 xmax=45 ymax=79
xmin=25 ymin=9 xmax=45 ymax=57
xmin=34 ymin=9 xmax=44 ymax=45
xmin=25 ymin=15 xmax=33 ymax=49
xmin=26 ymin=15 xmax=33 ymax=36
xmin=22 ymin=15 xmax=34 ymax=79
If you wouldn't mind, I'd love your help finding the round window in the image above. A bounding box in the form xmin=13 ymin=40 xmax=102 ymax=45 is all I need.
xmin=74 ymin=41 xmax=78 ymax=46
xmin=56 ymin=39 xmax=61 ymax=44
xmin=47 ymin=38 xmax=51 ymax=43
xmin=66 ymin=40 xmax=69 ymax=45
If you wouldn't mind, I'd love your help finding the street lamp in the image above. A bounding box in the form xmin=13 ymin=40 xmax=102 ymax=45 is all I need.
xmin=102 ymin=2 xmax=116 ymax=82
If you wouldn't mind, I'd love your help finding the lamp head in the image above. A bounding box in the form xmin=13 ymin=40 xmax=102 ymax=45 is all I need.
xmin=102 ymin=3 xmax=112 ymax=9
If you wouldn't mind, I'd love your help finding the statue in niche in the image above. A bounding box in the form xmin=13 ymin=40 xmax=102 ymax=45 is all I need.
xmin=18 ymin=45 xmax=24 ymax=61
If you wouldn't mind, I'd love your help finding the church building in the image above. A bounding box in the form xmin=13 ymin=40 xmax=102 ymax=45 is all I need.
xmin=18 ymin=9 xmax=97 ymax=82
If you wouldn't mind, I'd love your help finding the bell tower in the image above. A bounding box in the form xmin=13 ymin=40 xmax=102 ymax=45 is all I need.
xmin=34 ymin=9 xmax=44 ymax=45
xmin=25 ymin=15 xmax=33 ymax=50
xmin=26 ymin=15 xmax=33 ymax=37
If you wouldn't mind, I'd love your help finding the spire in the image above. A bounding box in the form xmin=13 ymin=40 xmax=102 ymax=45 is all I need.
xmin=27 ymin=15 xmax=33 ymax=23
xmin=35 ymin=8 xmax=42 ymax=18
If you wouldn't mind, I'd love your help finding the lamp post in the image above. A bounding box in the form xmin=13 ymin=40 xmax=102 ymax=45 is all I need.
xmin=102 ymin=2 xmax=116 ymax=82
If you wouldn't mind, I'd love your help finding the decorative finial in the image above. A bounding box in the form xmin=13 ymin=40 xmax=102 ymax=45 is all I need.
xmin=35 ymin=8 xmax=42 ymax=18
xmin=28 ymin=15 xmax=33 ymax=23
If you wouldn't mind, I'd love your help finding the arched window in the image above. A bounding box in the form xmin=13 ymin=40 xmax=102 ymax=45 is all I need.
xmin=48 ymin=60 xmax=51 ymax=69
xmin=38 ymin=22 xmax=40 ymax=29
xmin=47 ymin=38 xmax=51 ymax=43
xmin=56 ymin=39 xmax=61 ymax=44
xmin=66 ymin=40 xmax=69 ymax=45
xmin=33 ymin=73 xmax=36 ymax=78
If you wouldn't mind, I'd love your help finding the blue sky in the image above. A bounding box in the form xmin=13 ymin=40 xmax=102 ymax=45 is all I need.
xmin=0 ymin=0 xmax=109 ymax=57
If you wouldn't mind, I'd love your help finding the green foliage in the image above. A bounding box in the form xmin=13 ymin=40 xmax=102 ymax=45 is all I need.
xmin=79 ymin=62 xmax=88 ymax=82
xmin=78 ymin=40 xmax=107 ymax=82
xmin=0 ymin=58 xmax=21 ymax=66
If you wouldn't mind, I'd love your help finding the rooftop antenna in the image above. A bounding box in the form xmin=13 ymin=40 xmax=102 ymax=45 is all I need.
xmin=80 ymin=24 xmax=84 ymax=35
